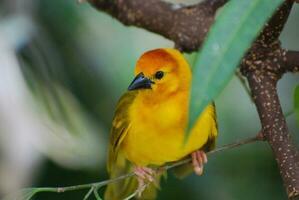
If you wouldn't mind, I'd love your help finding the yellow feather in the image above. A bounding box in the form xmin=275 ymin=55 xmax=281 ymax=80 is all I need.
xmin=105 ymin=48 xmax=218 ymax=200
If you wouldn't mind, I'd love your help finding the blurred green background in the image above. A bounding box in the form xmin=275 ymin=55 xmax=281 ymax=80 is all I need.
xmin=0 ymin=0 xmax=298 ymax=199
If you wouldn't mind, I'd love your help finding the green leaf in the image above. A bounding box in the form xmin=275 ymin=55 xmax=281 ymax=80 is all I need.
xmin=188 ymin=0 xmax=283 ymax=132
xmin=294 ymin=85 xmax=299 ymax=125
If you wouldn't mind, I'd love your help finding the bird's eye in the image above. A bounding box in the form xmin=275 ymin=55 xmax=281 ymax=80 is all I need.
xmin=155 ymin=71 xmax=164 ymax=80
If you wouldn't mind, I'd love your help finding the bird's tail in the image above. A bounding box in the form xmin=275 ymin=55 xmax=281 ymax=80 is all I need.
xmin=105 ymin=155 xmax=162 ymax=200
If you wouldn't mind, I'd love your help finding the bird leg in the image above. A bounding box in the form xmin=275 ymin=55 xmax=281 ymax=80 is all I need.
xmin=191 ymin=150 xmax=208 ymax=175
xmin=133 ymin=166 xmax=155 ymax=196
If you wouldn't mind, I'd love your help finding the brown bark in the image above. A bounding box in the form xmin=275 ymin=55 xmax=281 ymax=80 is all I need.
xmin=285 ymin=50 xmax=299 ymax=72
xmin=240 ymin=1 xmax=299 ymax=198
xmin=88 ymin=0 xmax=227 ymax=52
xmin=241 ymin=40 xmax=299 ymax=198
xmin=247 ymin=72 xmax=299 ymax=198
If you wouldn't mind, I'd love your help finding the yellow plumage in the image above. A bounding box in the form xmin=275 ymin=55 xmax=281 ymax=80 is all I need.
xmin=105 ymin=48 xmax=217 ymax=200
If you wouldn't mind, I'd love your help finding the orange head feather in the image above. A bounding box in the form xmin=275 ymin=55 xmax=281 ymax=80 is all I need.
xmin=128 ymin=48 xmax=191 ymax=96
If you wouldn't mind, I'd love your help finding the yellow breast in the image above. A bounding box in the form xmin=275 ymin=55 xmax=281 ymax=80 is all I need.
xmin=121 ymin=91 xmax=217 ymax=166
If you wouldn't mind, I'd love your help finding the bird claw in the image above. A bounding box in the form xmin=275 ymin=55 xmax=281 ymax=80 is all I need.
xmin=133 ymin=166 xmax=156 ymax=197
xmin=191 ymin=150 xmax=208 ymax=176
xmin=134 ymin=166 xmax=155 ymax=182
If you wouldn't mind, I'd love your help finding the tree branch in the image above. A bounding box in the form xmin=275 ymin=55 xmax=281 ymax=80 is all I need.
xmin=17 ymin=135 xmax=261 ymax=200
xmin=87 ymin=0 xmax=227 ymax=52
xmin=241 ymin=1 xmax=299 ymax=198
xmin=285 ymin=50 xmax=299 ymax=72
xmin=245 ymin=71 xmax=299 ymax=198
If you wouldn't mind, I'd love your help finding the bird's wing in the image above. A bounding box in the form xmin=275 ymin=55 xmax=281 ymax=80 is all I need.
xmin=107 ymin=91 xmax=137 ymax=172
xmin=204 ymin=101 xmax=218 ymax=151
xmin=106 ymin=91 xmax=160 ymax=200
xmin=105 ymin=91 xmax=137 ymax=200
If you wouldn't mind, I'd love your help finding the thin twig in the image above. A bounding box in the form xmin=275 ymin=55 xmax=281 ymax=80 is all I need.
xmin=123 ymin=191 xmax=138 ymax=200
xmin=93 ymin=188 xmax=101 ymax=200
xmin=83 ymin=187 xmax=94 ymax=200
xmin=285 ymin=110 xmax=295 ymax=118
xmin=123 ymin=183 xmax=149 ymax=200
xmin=18 ymin=135 xmax=262 ymax=200
xmin=235 ymin=70 xmax=253 ymax=102
xmin=165 ymin=135 xmax=260 ymax=170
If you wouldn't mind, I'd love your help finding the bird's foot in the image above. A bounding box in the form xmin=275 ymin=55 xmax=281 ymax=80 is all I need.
xmin=191 ymin=150 xmax=208 ymax=176
xmin=133 ymin=166 xmax=155 ymax=197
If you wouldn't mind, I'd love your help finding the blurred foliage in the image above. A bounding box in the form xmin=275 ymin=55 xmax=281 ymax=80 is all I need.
xmin=0 ymin=0 xmax=298 ymax=200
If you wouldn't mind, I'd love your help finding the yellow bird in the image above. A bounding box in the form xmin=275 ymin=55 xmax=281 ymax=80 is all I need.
xmin=105 ymin=48 xmax=218 ymax=200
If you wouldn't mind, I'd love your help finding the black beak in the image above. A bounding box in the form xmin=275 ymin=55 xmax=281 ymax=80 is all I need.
xmin=128 ymin=72 xmax=153 ymax=91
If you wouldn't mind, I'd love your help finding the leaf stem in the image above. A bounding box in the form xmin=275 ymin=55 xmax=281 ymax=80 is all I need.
xmin=83 ymin=187 xmax=94 ymax=200
xmin=284 ymin=110 xmax=294 ymax=117
xmin=21 ymin=135 xmax=262 ymax=199
xmin=235 ymin=70 xmax=253 ymax=102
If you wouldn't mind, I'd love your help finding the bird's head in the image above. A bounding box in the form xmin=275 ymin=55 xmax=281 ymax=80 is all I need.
xmin=128 ymin=48 xmax=191 ymax=96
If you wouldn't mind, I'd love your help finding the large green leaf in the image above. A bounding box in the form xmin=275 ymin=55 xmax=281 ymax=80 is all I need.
xmin=294 ymin=85 xmax=299 ymax=126
xmin=188 ymin=0 xmax=283 ymax=131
